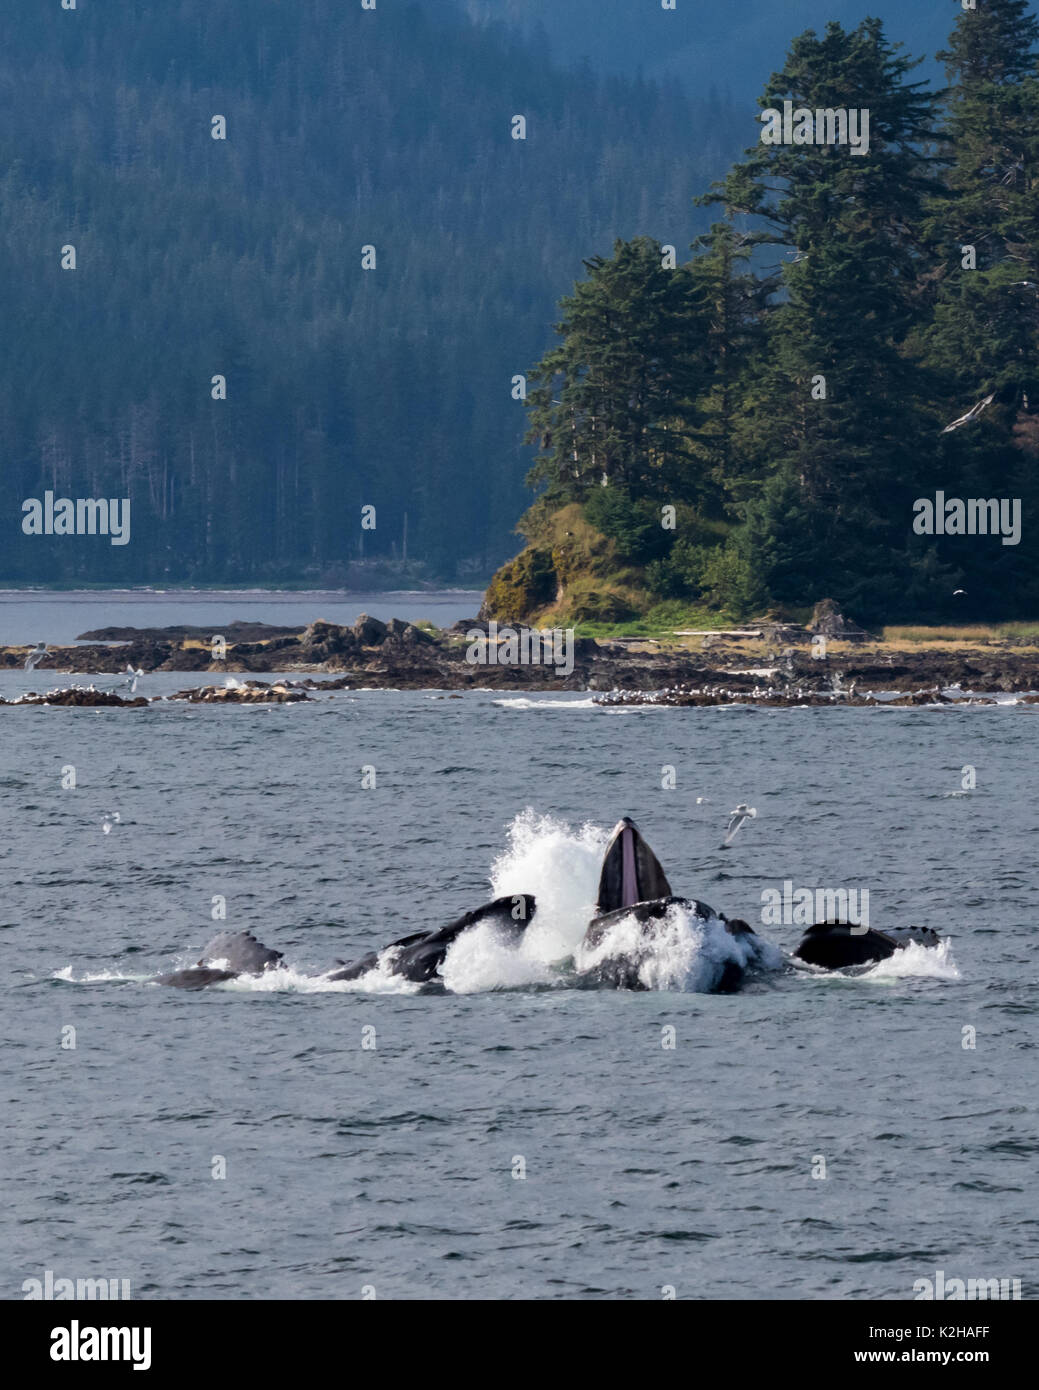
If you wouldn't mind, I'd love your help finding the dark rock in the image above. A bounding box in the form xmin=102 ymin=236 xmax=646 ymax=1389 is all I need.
xmin=352 ymin=613 xmax=388 ymax=645
xmin=301 ymin=620 xmax=356 ymax=653
xmin=810 ymin=598 xmax=874 ymax=642
xmin=76 ymin=621 xmax=304 ymax=643
xmin=764 ymin=622 xmax=811 ymax=645
xmin=166 ymin=681 xmax=309 ymax=704
xmin=231 ymin=635 xmax=302 ymax=655
xmin=4 ymin=686 xmax=148 ymax=708
xmin=885 ymin=689 xmax=951 ymax=706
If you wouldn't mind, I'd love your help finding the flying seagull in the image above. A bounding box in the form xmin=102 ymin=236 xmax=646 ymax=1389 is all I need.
xmin=953 ymin=589 xmax=966 ymax=596
xmin=114 ymin=665 xmax=144 ymax=695
xmin=942 ymin=393 xmax=995 ymax=433
xmin=102 ymin=811 xmax=121 ymax=835
xmin=24 ymin=643 xmax=47 ymax=671
xmin=723 ymin=804 xmax=757 ymax=847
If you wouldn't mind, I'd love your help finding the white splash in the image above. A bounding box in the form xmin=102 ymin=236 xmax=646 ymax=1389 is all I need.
xmin=440 ymin=920 xmax=556 ymax=994
xmin=488 ymin=808 xmax=606 ymax=962
xmin=53 ymin=966 xmax=150 ymax=983
xmin=218 ymin=961 xmax=423 ymax=995
xmin=865 ymin=937 xmax=960 ymax=981
xmin=575 ymin=900 xmax=782 ymax=993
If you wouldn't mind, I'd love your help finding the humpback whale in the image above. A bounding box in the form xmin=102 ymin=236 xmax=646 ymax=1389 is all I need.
xmin=793 ymin=921 xmax=940 ymax=968
xmin=154 ymin=930 xmax=284 ymax=990
xmin=148 ymin=818 xmax=941 ymax=994
xmin=325 ymin=894 xmax=536 ymax=986
xmin=578 ymin=817 xmax=764 ymax=992
xmin=154 ymin=896 xmax=536 ymax=991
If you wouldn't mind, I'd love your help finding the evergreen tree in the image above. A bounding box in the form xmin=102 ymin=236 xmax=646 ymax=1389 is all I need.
xmin=927 ymin=0 xmax=1039 ymax=403
xmin=702 ymin=20 xmax=946 ymax=621
xmin=918 ymin=0 xmax=1039 ymax=617
xmin=523 ymin=238 xmax=707 ymax=504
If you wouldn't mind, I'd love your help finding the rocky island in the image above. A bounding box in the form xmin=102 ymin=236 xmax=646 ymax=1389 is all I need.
xmin=2 ymin=603 xmax=1039 ymax=707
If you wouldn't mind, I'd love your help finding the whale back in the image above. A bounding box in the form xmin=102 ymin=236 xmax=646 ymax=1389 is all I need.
xmin=596 ymin=818 xmax=672 ymax=913
xmin=196 ymin=930 xmax=283 ymax=974
xmin=154 ymin=967 xmax=239 ymax=990
xmin=793 ymin=921 xmax=898 ymax=968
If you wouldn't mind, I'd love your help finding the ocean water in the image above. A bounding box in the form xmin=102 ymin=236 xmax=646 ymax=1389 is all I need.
xmin=2 ymin=677 xmax=1037 ymax=1300
xmin=0 ymin=590 xmax=484 ymax=646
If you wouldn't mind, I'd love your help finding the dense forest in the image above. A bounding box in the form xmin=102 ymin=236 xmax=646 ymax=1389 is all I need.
xmin=459 ymin=0 xmax=946 ymax=92
xmin=492 ymin=0 xmax=1039 ymax=625
xmin=0 ymin=0 xmax=746 ymax=585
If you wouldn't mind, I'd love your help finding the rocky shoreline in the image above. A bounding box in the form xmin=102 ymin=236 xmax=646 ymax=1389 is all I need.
xmin=2 ymin=611 xmax=1039 ymax=705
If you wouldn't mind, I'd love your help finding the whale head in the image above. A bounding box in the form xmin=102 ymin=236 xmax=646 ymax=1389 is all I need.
xmin=596 ymin=817 xmax=673 ymax=914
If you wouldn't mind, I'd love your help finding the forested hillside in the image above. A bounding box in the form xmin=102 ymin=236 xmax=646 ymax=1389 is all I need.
xmin=488 ymin=2 xmax=1039 ymax=626
xmin=0 ymin=0 xmax=742 ymax=584
xmin=459 ymin=0 xmax=949 ymax=90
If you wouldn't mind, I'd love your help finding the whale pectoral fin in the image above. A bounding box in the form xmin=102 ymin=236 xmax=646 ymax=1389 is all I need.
xmin=434 ymin=894 xmax=537 ymax=942
xmin=155 ymin=968 xmax=239 ymax=990
xmin=391 ymin=895 xmax=537 ymax=982
xmin=326 ymin=895 xmax=537 ymax=986
xmin=196 ymin=930 xmax=283 ymax=974
xmin=793 ymin=922 xmax=898 ymax=968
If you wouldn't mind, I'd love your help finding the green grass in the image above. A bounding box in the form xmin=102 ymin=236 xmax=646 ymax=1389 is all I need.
xmin=571 ymin=602 xmax=737 ymax=641
xmin=883 ymin=623 xmax=1039 ymax=644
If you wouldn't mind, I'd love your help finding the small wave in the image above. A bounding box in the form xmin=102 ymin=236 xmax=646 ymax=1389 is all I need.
xmin=492 ymin=697 xmax=599 ymax=711
xmin=52 ymin=966 xmax=151 ymax=983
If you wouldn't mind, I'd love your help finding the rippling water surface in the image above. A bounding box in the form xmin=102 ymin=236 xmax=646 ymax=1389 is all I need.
xmin=0 ymin=589 xmax=483 ymax=646
xmin=2 ymin=674 xmax=1037 ymax=1299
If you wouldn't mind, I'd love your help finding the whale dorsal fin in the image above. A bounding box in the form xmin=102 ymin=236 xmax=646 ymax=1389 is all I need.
xmin=196 ymin=930 xmax=283 ymax=974
xmin=596 ymin=818 xmax=672 ymax=913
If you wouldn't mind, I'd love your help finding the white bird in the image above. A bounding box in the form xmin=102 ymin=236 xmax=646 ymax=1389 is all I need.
xmin=102 ymin=811 xmax=121 ymax=835
xmin=724 ymin=804 xmax=757 ymax=846
xmin=113 ymin=665 xmax=144 ymax=695
xmin=696 ymin=796 xmax=711 ymax=805
xmin=24 ymin=643 xmax=47 ymax=671
xmin=953 ymin=589 xmax=966 ymax=596
xmin=942 ymin=393 xmax=995 ymax=433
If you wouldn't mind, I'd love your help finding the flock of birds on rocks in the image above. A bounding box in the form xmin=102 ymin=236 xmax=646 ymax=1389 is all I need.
xmin=594 ymin=683 xmax=862 ymax=707
xmin=23 ymin=644 xmax=143 ymax=694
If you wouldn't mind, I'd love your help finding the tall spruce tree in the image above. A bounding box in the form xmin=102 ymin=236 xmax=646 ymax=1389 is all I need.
xmin=523 ymin=238 xmax=707 ymax=504
xmin=703 ymin=20 xmax=945 ymax=621
xmin=686 ymin=221 xmax=777 ymax=513
xmin=928 ymin=0 xmax=1039 ymax=397
xmin=921 ymin=0 xmax=1039 ymax=617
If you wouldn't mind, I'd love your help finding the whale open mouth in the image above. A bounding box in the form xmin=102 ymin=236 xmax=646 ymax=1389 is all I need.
xmin=596 ymin=816 xmax=674 ymax=914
